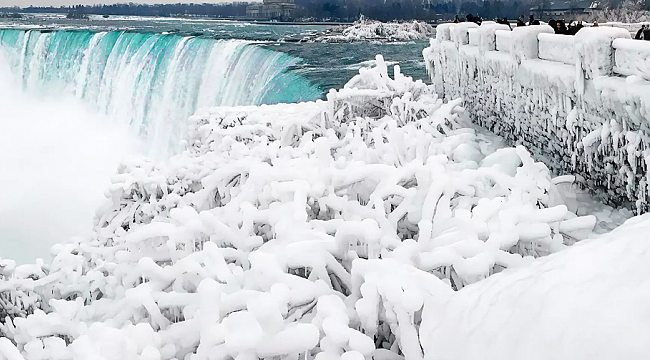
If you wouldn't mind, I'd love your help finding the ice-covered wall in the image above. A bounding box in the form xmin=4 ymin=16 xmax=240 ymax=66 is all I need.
xmin=424 ymin=24 xmax=650 ymax=212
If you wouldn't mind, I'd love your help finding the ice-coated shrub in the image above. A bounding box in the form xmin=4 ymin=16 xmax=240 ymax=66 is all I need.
xmin=0 ymin=56 xmax=596 ymax=360
xmin=303 ymin=17 xmax=433 ymax=43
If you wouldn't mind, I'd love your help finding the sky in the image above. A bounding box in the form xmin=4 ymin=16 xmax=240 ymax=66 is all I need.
xmin=1 ymin=0 xmax=234 ymax=7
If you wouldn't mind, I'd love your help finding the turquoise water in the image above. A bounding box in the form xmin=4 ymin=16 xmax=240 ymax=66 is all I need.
xmin=0 ymin=17 xmax=432 ymax=262
xmin=0 ymin=28 xmax=323 ymax=154
xmin=0 ymin=18 xmax=430 ymax=154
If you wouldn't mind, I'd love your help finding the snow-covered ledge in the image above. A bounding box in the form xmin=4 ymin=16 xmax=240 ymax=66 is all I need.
xmin=424 ymin=24 xmax=650 ymax=212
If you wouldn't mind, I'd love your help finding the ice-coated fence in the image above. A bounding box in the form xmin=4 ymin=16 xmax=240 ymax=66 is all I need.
xmin=612 ymin=38 xmax=650 ymax=79
xmin=495 ymin=30 xmax=512 ymax=53
xmin=538 ymin=33 xmax=575 ymax=64
xmin=424 ymin=24 xmax=650 ymax=212
xmin=468 ymin=28 xmax=479 ymax=45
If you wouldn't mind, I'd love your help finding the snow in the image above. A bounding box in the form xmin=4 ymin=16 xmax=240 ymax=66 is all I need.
xmin=510 ymin=25 xmax=554 ymax=64
xmin=538 ymin=33 xmax=575 ymax=65
xmin=477 ymin=23 xmax=510 ymax=52
xmin=423 ymin=21 xmax=650 ymax=213
xmin=0 ymin=50 xmax=648 ymax=360
xmin=302 ymin=18 xmax=433 ymax=43
xmin=612 ymin=38 xmax=650 ymax=79
xmin=575 ymin=27 xmax=631 ymax=85
xmin=421 ymin=213 xmax=650 ymax=360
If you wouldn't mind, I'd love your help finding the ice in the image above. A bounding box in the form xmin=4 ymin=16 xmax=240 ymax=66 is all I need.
xmin=0 ymin=50 xmax=647 ymax=360
xmin=301 ymin=17 xmax=433 ymax=43
xmin=575 ymin=27 xmax=631 ymax=87
xmin=420 ymin=214 xmax=650 ymax=360
xmin=510 ymin=25 xmax=554 ymax=64
xmin=423 ymin=21 xmax=650 ymax=214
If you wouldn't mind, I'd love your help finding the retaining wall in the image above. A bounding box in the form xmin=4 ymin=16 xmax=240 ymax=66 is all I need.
xmin=424 ymin=22 xmax=650 ymax=212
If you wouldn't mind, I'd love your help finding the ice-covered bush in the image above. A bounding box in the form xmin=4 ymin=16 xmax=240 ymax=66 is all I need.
xmin=587 ymin=0 xmax=650 ymax=23
xmin=301 ymin=17 xmax=433 ymax=43
xmin=421 ymin=213 xmax=650 ymax=360
xmin=0 ymin=56 xmax=599 ymax=360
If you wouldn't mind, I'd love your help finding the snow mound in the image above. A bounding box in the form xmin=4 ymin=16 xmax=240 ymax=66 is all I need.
xmin=300 ymin=17 xmax=433 ymax=43
xmin=421 ymin=213 xmax=650 ymax=360
xmin=0 ymin=56 xmax=621 ymax=360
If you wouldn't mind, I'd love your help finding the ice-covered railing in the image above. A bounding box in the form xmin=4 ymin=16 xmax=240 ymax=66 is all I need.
xmin=0 ymin=56 xmax=602 ymax=360
xmin=495 ymin=30 xmax=512 ymax=53
xmin=468 ymin=28 xmax=479 ymax=46
xmin=424 ymin=22 xmax=650 ymax=213
xmin=538 ymin=33 xmax=575 ymax=64
xmin=612 ymin=38 xmax=650 ymax=79
xmin=601 ymin=21 xmax=650 ymax=33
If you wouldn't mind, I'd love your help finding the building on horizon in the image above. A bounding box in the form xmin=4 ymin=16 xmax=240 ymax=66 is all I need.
xmin=529 ymin=1 xmax=600 ymax=21
xmin=246 ymin=0 xmax=296 ymax=21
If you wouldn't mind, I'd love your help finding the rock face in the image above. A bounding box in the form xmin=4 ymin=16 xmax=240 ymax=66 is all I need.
xmin=424 ymin=23 xmax=650 ymax=213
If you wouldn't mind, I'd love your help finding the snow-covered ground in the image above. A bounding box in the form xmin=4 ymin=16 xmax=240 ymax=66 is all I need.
xmin=1 ymin=56 xmax=648 ymax=360
xmin=297 ymin=18 xmax=433 ymax=43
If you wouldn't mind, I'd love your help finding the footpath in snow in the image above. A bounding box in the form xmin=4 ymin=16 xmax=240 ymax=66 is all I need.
xmin=0 ymin=56 xmax=649 ymax=360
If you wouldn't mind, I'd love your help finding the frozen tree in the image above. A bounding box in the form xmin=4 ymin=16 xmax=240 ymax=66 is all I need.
xmin=2 ymin=54 xmax=643 ymax=360
xmin=587 ymin=0 xmax=650 ymax=22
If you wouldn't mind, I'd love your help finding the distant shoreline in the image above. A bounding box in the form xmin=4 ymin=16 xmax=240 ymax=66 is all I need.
xmin=1 ymin=12 xmax=440 ymax=27
xmin=253 ymin=21 xmax=352 ymax=25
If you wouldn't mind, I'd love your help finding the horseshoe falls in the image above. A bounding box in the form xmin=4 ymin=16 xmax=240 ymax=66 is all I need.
xmin=0 ymin=28 xmax=321 ymax=263
xmin=0 ymin=29 xmax=322 ymax=156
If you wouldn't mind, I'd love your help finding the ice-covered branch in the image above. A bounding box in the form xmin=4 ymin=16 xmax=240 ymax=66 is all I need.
xmin=296 ymin=18 xmax=433 ymax=43
xmin=0 ymin=55 xmax=604 ymax=360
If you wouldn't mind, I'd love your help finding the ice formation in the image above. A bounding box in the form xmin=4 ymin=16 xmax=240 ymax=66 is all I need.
xmin=421 ymin=213 xmax=650 ymax=360
xmin=424 ymin=23 xmax=650 ymax=213
xmin=0 ymin=29 xmax=321 ymax=157
xmin=299 ymin=18 xmax=433 ymax=43
xmin=0 ymin=55 xmax=647 ymax=360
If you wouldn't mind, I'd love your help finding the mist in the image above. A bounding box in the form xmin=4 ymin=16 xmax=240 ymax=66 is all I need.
xmin=0 ymin=52 xmax=141 ymax=264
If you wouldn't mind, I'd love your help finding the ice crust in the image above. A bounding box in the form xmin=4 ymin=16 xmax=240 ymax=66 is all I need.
xmin=0 ymin=54 xmax=647 ymax=360
xmin=424 ymin=23 xmax=650 ymax=212
xmin=302 ymin=18 xmax=433 ymax=43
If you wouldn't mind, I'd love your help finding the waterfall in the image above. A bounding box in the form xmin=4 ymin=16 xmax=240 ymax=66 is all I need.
xmin=0 ymin=29 xmax=322 ymax=156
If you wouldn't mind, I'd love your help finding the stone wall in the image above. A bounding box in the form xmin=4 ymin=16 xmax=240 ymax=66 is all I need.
xmin=424 ymin=22 xmax=650 ymax=212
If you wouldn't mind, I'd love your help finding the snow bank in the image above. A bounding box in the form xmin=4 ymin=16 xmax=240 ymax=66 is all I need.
xmin=421 ymin=213 xmax=650 ymax=360
xmin=424 ymin=23 xmax=650 ymax=213
xmin=0 ymin=56 xmax=601 ymax=360
xmin=302 ymin=18 xmax=433 ymax=43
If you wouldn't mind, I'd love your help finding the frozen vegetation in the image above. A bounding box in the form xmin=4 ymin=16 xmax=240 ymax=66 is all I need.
xmin=1 ymin=55 xmax=648 ymax=360
xmin=298 ymin=18 xmax=433 ymax=43
xmin=588 ymin=0 xmax=650 ymax=23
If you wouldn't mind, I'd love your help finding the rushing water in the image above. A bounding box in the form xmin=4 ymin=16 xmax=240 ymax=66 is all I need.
xmin=0 ymin=16 xmax=431 ymax=263
xmin=0 ymin=29 xmax=322 ymax=156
